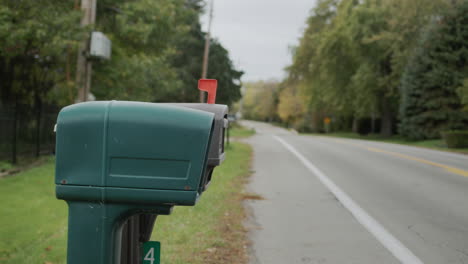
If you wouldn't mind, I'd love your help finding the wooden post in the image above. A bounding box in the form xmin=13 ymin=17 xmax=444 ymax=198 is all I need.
xmin=200 ymin=0 xmax=214 ymax=103
xmin=76 ymin=0 xmax=97 ymax=103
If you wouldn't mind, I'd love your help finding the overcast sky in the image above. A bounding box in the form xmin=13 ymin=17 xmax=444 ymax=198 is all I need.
xmin=201 ymin=0 xmax=317 ymax=82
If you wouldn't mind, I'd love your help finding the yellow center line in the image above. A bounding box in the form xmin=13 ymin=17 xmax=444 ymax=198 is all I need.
xmin=332 ymin=139 xmax=468 ymax=177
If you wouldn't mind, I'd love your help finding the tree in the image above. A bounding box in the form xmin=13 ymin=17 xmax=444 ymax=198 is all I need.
xmin=0 ymin=0 xmax=83 ymax=163
xmin=277 ymin=84 xmax=307 ymax=128
xmin=92 ymin=0 xmax=243 ymax=106
xmin=206 ymin=40 xmax=243 ymax=106
xmin=92 ymin=0 xmax=190 ymax=102
xmin=0 ymin=1 xmax=82 ymax=105
xmin=319 ymin=0 xmax=448 ymax=135
xmin=285 ymin=0 xmax=340 ymax=131
xmin=399 ymin=2 xmax=468 ymax=140
xmin=168 ymin=14 xmax=243 ymax=106
xmin=242 ymin=80 xmax=280 ymax=121
xmin=285 ymin=0 xmax=449 ymax=135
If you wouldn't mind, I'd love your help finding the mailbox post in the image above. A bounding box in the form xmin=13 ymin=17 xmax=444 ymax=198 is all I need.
xmin=55 ymin=100 xmax=228 ymax=264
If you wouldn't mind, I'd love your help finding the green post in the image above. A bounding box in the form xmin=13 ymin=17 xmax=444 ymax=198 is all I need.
xmin=66 ymin=202 xmax=170 ymax=264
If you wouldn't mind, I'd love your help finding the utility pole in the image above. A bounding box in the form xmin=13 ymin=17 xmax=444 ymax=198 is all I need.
xmin=200 ymin=0 xmax=214 ymax=103
xmin=76 ymin=0 xmax=97 ymax=103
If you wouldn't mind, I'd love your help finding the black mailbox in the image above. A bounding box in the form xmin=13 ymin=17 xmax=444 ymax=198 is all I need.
xmin=172 ymin=103 xmax=228 ymax=192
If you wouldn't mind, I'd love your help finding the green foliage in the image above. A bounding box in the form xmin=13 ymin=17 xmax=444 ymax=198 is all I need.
xmin=207 ymin=40 xmax=244 ymax=106
xmin=91 ymin=0 xmax=242 ymax=106
xmin=285 ymin=0 xmax=450 ymax=136
xmin=169 ymin=21 xmax=243 ymax=106
xmin=0 ymin=161 xmax=12 ymax=171
xmin=457 ymin=78 xmax=468 ymax=109
xmin=0 ymin=0 xmax=83 ymax=105
xmin=277 ymin=84 xmax=307 ymax=128
xmin=286 ymin=0 xmax=339 ymax=115
xmin=399 ymin=1 xmax=468 ymax=140
xmin=441 ymin=131 xmax=468 ymax=148
xmin=92 ymin=0 xmax=187 ymax=102
xmin=242 ymin=81 xmax=281 ymax=121
xmin=0 ymin=0 xmax=243 ymax=107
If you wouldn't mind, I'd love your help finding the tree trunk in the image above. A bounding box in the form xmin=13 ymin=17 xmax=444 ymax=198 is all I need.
xmin=352 ymin=116 xmax=358 ymax=133
xmin=35 ymin=95 xmax=42 ymax=158
xmin=380 ymin=97 xmax=393 ymax=137
xmin=12 ymin=98 xmax=18 ymax=164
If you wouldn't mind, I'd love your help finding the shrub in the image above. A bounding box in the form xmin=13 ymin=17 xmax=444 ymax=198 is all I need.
xmin=441 ymin=131 xmax=468 ymax=148
xmin=0 ymin=161 xmax=12 ymax=172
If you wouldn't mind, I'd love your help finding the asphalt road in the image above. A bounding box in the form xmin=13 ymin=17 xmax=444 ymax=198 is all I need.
xmin=241 ymin=120 xmax=468 ymax=264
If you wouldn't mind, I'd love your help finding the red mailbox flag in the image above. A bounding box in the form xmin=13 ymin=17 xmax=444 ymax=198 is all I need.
xmin=198 ymin=79 xmax=218 ymax=104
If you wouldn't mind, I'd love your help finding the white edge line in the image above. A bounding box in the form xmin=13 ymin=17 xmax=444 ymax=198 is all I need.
xmin=273 ymin=135 xmax=424 ymax=264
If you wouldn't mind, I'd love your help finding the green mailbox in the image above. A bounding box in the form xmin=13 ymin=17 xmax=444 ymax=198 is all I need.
xmin=119 ymin=103 xmax=229 ymax=264
xmin=55 ymin=101 xmax=217 ymax=264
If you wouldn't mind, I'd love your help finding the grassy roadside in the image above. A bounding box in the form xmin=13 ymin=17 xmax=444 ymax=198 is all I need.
xmin=0 ymin=157 xmax=68 ymax=264
xmin=229 ymin=123 xmax=255 ymax=138
xmin=307 ymin=132 xmax=468 ymax=154
xmin=154 ymin=142 xmax=252 ymax=264
xmin=0 ymin=141 xmax=253 ymax=264
xmin=0 ymin=156 xmax=52 ymax=178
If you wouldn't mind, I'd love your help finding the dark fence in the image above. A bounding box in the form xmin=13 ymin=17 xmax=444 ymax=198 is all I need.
xmin=0 ymin=103 xmax=58 ymax=164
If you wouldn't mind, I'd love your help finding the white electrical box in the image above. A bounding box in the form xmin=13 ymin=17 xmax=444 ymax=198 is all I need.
xmin=90 ymin=31 xmax=111 ymax=60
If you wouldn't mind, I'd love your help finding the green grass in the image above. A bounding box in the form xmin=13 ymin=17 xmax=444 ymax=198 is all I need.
xmin=229 ymin=124 xmax=255 ymax=138
xmin=0 ymin=157 xmax=68 ymax=264
xmin=309 ymin=132 xmax=468 ymax=154
xmin=0 ymin=142 xmax=252 ymax=264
